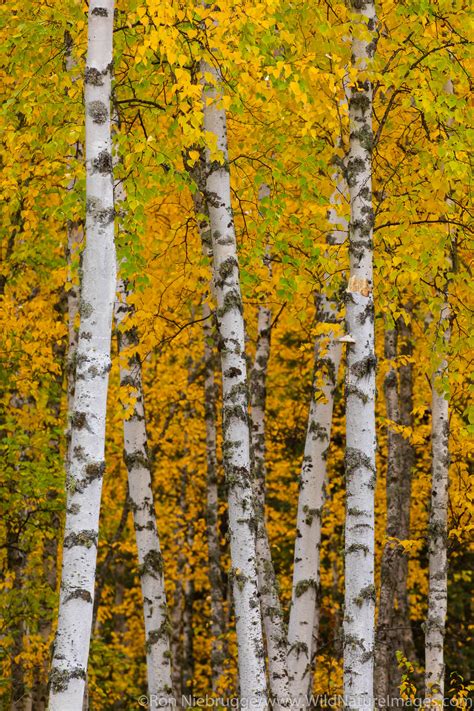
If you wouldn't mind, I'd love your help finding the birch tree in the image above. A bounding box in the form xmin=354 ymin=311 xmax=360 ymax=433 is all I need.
xmin=251 ymin=293 xmax=290 ymax=709
xmin=425 ymin=302 xmax=450 ymax=706
xmin=425 ymin=78 xmax=455 ymax=706
xmin=187 ymin=151 xmax=226 ymax=691
xmin=115 ymin=282 xmax=174 ymax=709
xmin=287 ymin=173 xmax=346 ymax=708
xmin=200 ymin=54 xmax=268 ymax=709
xmin=343 ymin=0 xmax=378 ymax=706
xmin=287 ymin=296 xmax=343 ymax=706
xmin=48 ymin=3 xmax=116 ymax=708
xmin=110 ymin=97 xmax=174 ymax=706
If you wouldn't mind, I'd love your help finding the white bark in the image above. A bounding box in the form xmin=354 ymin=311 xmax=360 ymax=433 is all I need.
xmin=187 ymin=149 xmax=226 ymax=690
xmin=425 ymin=78 xmax=453 ymax=708
xmin=287 ymin=299 xmax=342 ymax=707
xmin=343 ymin=0 xmax=377 ymax=707
xmin=48 ymin=3 xmax=116 ymax=708
xmin=287 ymin=175 xmax=346 ymax=708
xmin=115 ymin=282 xmax=174 ymax=709
xmin=251 ymin=302 xmax=290 ymax=709
xmin=425 ymin=303 xmax=450 ymax=706
xmin=200 ymin=58 xmax=268 ymax=710
xmin=111 ymin=99 xmax=173 ymax=706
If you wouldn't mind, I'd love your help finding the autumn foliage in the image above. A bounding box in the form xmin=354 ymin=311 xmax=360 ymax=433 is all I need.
xmin=0 ymin=0 xmax=472 ymax=709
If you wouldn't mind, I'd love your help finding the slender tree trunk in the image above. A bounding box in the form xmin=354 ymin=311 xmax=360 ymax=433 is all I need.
xmin=251 ymin=302 xmax=290 ymax=709
xmin=249 ymin=182 xmax=289 ymax=707
xmin=112 ymin=101 xmax=173 ymax=707
xmin=182 ymin=518 xmax=195 ymax=698
xmin=171 ymin=414 xmax=196 ymax=706
xmin=396 ymin=317 xmax=416 ymax=670
xmin=7 ymin=524 xmax=28 ymax=711
xmin=375 ymin=327 xmax=401 ymax=703
xmin=115 ymin=282 xmax=174 ymax=708
xmin=48 ymin=3 xmax=116 ymax=708
xmin=343 ymin=0 xmax=377 ymax=707
xmin=188 ymin=148 xmax=226 ymax=692
xmin=425 ymin=79 xmax=454 ymax=708
xmin=425 ymin=303 xmax=450 ymax=706
xmin=287 ymin=296 xmax=342 ymax=707
xmin=202 ymin=300 xmax=226 ymax=690
xmin=171 ymin=550 xmax=184 ymax=705
xmin=200 ymin=56 xmax=268 ymax=709
xmin=287 ymin=165 xmax=347 ymax=707
xmin=375 ymin=317 xmax=416 ymax=703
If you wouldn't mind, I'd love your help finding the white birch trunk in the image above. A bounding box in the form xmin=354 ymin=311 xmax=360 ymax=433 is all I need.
xmin=115 ymin=282 xmax=174 ymax=709
xmin=111 ymin=102 xmax=173 ymax=707
xmin=343 ymin=0 xmax=377 ymax=706
xmin=200 ymin=58 xmax=268 ymax=710
xmin=287 ymin=300 xmax=342 ymax=707
xmin=188 ymin=149 xmax=226 ymax=690
xmin=48 ymin=3 xmax=116 ymax=708
xmin=287 ymin=176 xmax=346 ymax=708
xmin=251 ymin=302 xmax=290 ymax=709
xmin=425 ymin=78 xmax=453 ymax=708
xmin=425 ymin=304 xmax=450 ymax=706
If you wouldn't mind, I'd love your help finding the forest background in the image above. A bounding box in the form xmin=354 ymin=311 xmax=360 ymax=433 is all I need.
xmin=0 ymin=0 xmax=472 ymax=709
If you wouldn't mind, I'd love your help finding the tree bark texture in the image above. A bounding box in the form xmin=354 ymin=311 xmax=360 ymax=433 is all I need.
xmin=287 ymin=163 xmax=347 ymax=708
xmin=49 ymin=3 xmax=116 ymax=708
xmin=425 ymin=304 xmax=450 ymax=705
xmin=287 ymin=295 xmax=342 ymax=707
xmin=250 ymin=301 xmax=290 ymax=709
xmin=375 ymin=318 xmax=416 ymax=703
xmin=200 ymin=55 xmax=268 ymax=709
xmin=115 ymin=282 xmax=174 ymax=709
xmin=343 ymin=0 xmax=378 ymax=707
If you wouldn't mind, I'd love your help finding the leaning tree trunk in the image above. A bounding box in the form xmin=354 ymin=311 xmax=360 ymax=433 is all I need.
xmin=249 ymin=183 xmax=289 ymax=708
xmin=287 ymin=167 xmax=347 ymax=707
xmin=250 ymin=300 xmax=290 ymax=709
xmin=48 ymin=3 xmax=116 ymax=708
xmin=425 ymin=302 xmax=450 ymax=706
xmin=112 ymin=99 xmax=173 ymax=706
xmin=200 ymin=56 xmax=268 ymax=709
xmin=188 ymin=150 xmax=226 ymax=691
xmin=343 ymin=0 xmax=378 ymax=707
xmin=115 ymin=282 xmax=174 ymax=708
xmin=287 ymin=295 xmax=342 ymax=708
